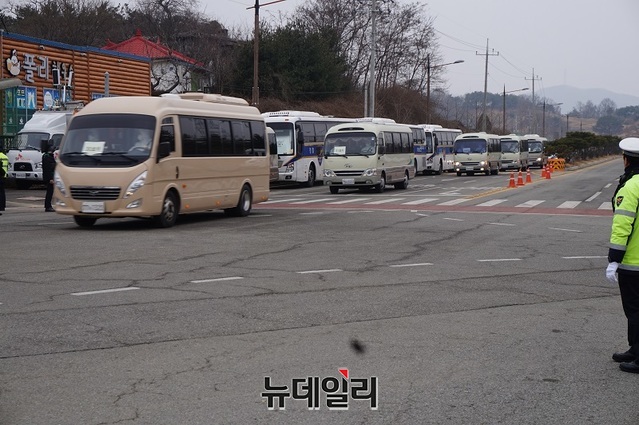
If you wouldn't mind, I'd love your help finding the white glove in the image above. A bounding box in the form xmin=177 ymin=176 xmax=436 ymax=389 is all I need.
xmin=606 ymin=262 xmax=619 ymax=284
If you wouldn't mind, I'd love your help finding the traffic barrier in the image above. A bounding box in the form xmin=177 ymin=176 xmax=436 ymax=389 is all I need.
xmin=516 ymin=170 xmax=525 ymax=186
xmin=508 ymin=172 xmax=516 ymax=188
xmin=549 ymin=158 xmax=566 ymax=171
xmin=525 ymin=168 xmax=532 ymax=183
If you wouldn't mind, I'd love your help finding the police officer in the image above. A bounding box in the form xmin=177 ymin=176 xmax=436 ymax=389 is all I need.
xmin=608 ymin=137 xmax=639 ymax=373
xmin=41 ymin=140 xmax=56 ymax=212
xmin=0 ymin=147 xmax=8 ymax=215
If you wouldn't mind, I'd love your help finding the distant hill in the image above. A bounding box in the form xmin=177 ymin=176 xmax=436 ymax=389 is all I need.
xmin=542 ymin=85 xmax=639 ymax=113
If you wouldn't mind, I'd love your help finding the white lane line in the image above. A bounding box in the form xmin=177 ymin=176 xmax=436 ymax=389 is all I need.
xmin=585 ymin=192 xmax=601 ymax=202
xmin=328 ymin=198 xmax=372 ymax=205
xmin=438 ymin=198 xmax=469 ymax=206
xmin=190 ymin=277 xmax=244 ymax=283
xmin=443 ymin=217 xmax=464 ymax=221
xmin=476 ymin=199 xmax=507 ymax=207
xmin=563 ymin=256 xmax=607 ymax=259
xmin=401 ymin=198 xmax=439 ymax=205
xmin=605 ymin=183 xmax=612 ymax=188
xmin=488 ymin=222 xmax=515 ymax=226
xmin=72 ymin=287 xmax=140 ymax=296
xmin=389 ymin=263 xmax=433 ymax=267
xmin=290 ymin=198 xmax=334 ymax=204
xmin=599 ymin=202 xmax=612 ymax=210
xmin=548 ymin=227 xmax=582 ymax=233
xmin=365 ymin=198 xmax=405 ymax=205
xmin=557 ymin=201 xmax=581 ymax=209
xmin=297 ymin=269 xmax=343 ymax=274
xmin=516 ymin=200 xmax=545 ymax=208
xmin=300 ymin=211 xmax=325 ymax=215
xmin=477 ymin=258 xmax=522 ymax=262
xmin=261 ymin=198 xmax=302 ymax=204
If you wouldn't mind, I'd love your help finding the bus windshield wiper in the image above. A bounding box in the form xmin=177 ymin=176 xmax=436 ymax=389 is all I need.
xmin=100 ymin=152 xmax=139 ymax=162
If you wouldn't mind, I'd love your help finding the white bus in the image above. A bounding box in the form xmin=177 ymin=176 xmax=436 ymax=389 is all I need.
xmin=263 ymin=111 xmax=354 ymax=186
xmin=323 ymin=120 xmax=416 ymax=193
xmin=54 ymin=93 xmax=270 ymax=228
xmin=453 ymin=132 xmax=502 ymax=176
xmin=523 ymin=134 xmax=548 ymax=168
xmin=499 ymin=134 xmax=529 ymax=171
xmin=412 ymin=124 xmax=462 ymax=175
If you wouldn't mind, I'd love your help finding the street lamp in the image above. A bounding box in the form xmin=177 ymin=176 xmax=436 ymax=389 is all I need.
xmin=502 ymin=85 xmax=528 ymax=134
xmin=542 ymin=101 xmax=562 ymax=138
xmin=426 ymin=55 xmax=464 ymax=123
xmin=248 ymin=0 xmax=286 ymax=106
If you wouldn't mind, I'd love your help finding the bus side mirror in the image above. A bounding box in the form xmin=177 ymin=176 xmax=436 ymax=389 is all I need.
xmin=157 ymin=141 xmax=171 ymax=160
xmin=269 ymin=141 xmax=277 ymax=156
xmin=378 ymin=146 xmax=385 ymax=155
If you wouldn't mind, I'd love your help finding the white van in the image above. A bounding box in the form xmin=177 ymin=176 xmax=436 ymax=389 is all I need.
xmin=499 ymin=134 xmax=529 ymax=171
xmin=524 ymin=134 xmax=548 ymax=168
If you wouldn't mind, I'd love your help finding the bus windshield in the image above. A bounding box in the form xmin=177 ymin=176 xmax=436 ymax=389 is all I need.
xmin=324 ymin=132 xmax=377 ymax=156
xmin=500 ymin=140 xmax=519 ymax=153
xmin=454 ymin=139 xmax=486 ymax=154
xmin=265 ymin=122 xmax=294 ymax=155
xmin=529 ymin=141 xmax=543 ymax=153
xmin=59 ymin=114 xmax=155 ymax=167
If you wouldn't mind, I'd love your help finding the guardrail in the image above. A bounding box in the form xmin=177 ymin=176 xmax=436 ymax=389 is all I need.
xmin=548 ymin=158 xmax=565 ymax=171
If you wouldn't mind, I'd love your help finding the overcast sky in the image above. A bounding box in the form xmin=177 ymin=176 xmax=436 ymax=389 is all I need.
xmin=212 ymin=0 xmax=639 ymax=102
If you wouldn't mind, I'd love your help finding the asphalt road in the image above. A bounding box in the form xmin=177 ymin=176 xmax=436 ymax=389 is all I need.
xmin=2 ymin=157 xmax=637 ymax=424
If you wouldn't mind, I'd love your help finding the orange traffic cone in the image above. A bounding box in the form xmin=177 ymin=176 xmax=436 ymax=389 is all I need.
xmin=508 ymin=172 xmax=516 ymax=188
xmin=541 ymin=166 xmax=547 ymax=178
xmin=525 ymin=168 xmax=532 ymax=183
xmin=516 ymin=170 xmax=525 ymax=186
xmin=545 ymin=165 xmax=551 ymax=179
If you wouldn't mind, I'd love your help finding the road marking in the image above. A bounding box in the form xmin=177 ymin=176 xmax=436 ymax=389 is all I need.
xmin=516 ymin=200 xmax=545 ymax=208
xmin=190 ymin=277 xmax=244 ymax=283
xmin=585 ymin=192 xmax=601 ymax=202
xmin=300 ymin=211 xmax=325 ymax=215
xmin=365 ymin=198 xmax=405 ymax=204
xmin=291 ymin=198 xmax=334 ymax=204
xmin=562 ymin=256 xmax=607 ymax=259
xmin=262 ymin=198 xmax=302 ymax=204
xmin=71 ymin=287 xmax=140 ymax=296
xmin=438 ymin=198 xmax=469 ymax=206
xmin=477 ymin=258 xmax=522 ymax=262
xmin=548 ymin=227 xmax=581 ymax=233
xmin=476 ymin=199 xmax=507 ymax=207
xmin=488 ymin=222 xmax=515 ymax=226
xmin=557 ymin=201 xmax=581 ymax=209
xmin=443 ymin=217 xmax=464 ymax=221
xmin=605 ymin=183 xmax=612 ymax=188
xmin=297 ymin=269 xmax=343 ymax=274
xmin=401 ymin=198 xmax=439 ymax=205
xmin=599 ymin=202 xmax=612 ymax=210
xmin=389 ymin=262 xmax=433 ymax=267
xmin=328 ymin=198 xmax=372 ymax=204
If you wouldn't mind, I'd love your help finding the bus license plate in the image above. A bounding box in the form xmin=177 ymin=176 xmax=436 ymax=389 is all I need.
xmin=14 ymin=172 xmax=25 ymax=178
xmin=81 ymin=201 xmax=105 ymax=213
xmin=342 ymin=178 xmax=355 ymax=185
xmin=465 ymin=167 xmax=474 ymax=171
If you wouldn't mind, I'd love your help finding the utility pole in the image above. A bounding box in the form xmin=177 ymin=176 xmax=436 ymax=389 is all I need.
xmin=367 ymin=0 xmax=377 ymax=117
xmin=476 ymin=39 xmax=498 ymax=132
xmin=525 ymin=68 xmax=542 ymax=133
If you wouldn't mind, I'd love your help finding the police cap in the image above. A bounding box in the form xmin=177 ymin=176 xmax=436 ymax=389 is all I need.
xmin=620 ymin=137 xmax=639 ymax=157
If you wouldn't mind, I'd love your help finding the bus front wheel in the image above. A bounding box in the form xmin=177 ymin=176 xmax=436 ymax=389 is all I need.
xmin=74 ymin=216 xmax=97 ymax=228
xmin=302 ymin=165 xmax=316 ymax=187
xmin=374 ymin=175 xmax=386 ymax=193
xmin=225 ymin=185 xmax=252 ymax=217
xmin=153 ymin=191 xmax=179 ymax=228
xmin=329 ymin=186 xmax=339 ymax=194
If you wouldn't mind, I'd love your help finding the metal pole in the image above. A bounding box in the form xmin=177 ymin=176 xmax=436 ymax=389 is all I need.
xmin=426 ymin=54 xmax=431 ymax=123
xmin=368 ymin=0 xmax=376 ymax=117
xmin=502 ymin=85 xmax=506 ymax=134
xmin=252 ymin=0 xmax=259 ymax=106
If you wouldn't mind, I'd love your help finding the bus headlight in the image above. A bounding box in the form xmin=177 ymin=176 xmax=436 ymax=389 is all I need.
xmin=285 ymin=163 xmax=295 ymax=172
xmin=454 ymin=162 xmax=461 ymax=167
xmin=124 ymin=171 xmax=147 ymax=198
xmin=324 ymin=169 xmax=336 ymax=177
xmin=54 ymin=171 xmax=66 ymax=196
xmin=479 ymin=161 xmax=486 ymax=166
xmin=362 ymin=168 xmax=377 ymax=177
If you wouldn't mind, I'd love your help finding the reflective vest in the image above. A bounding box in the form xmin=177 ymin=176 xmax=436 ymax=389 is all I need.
xmin=0 ymin=152 xmax=7 ymax=177
xmin=610 ymin=173 xmax=639 ymax=271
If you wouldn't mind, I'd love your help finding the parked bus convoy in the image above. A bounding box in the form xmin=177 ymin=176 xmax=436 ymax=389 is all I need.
xmin=53 ymin=92 xmax=270 ymax=228
xmin=323 ymin=119 xmax=416 ymax=193
xmin=411 ymin=124 xmax=461 ymax=175
xmin=263 ymin=111 xmax=355 ymax=187
xmin=499 ymin=134 xmax=529 ymax=171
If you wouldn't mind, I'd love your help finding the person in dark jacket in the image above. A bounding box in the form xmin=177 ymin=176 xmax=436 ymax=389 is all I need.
xmin=41 ymin=140 xmax=56 ymax=212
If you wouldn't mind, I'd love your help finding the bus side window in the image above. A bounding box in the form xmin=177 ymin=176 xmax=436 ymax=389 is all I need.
xmin=158 ymin=125 xmax=175 ymax=160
